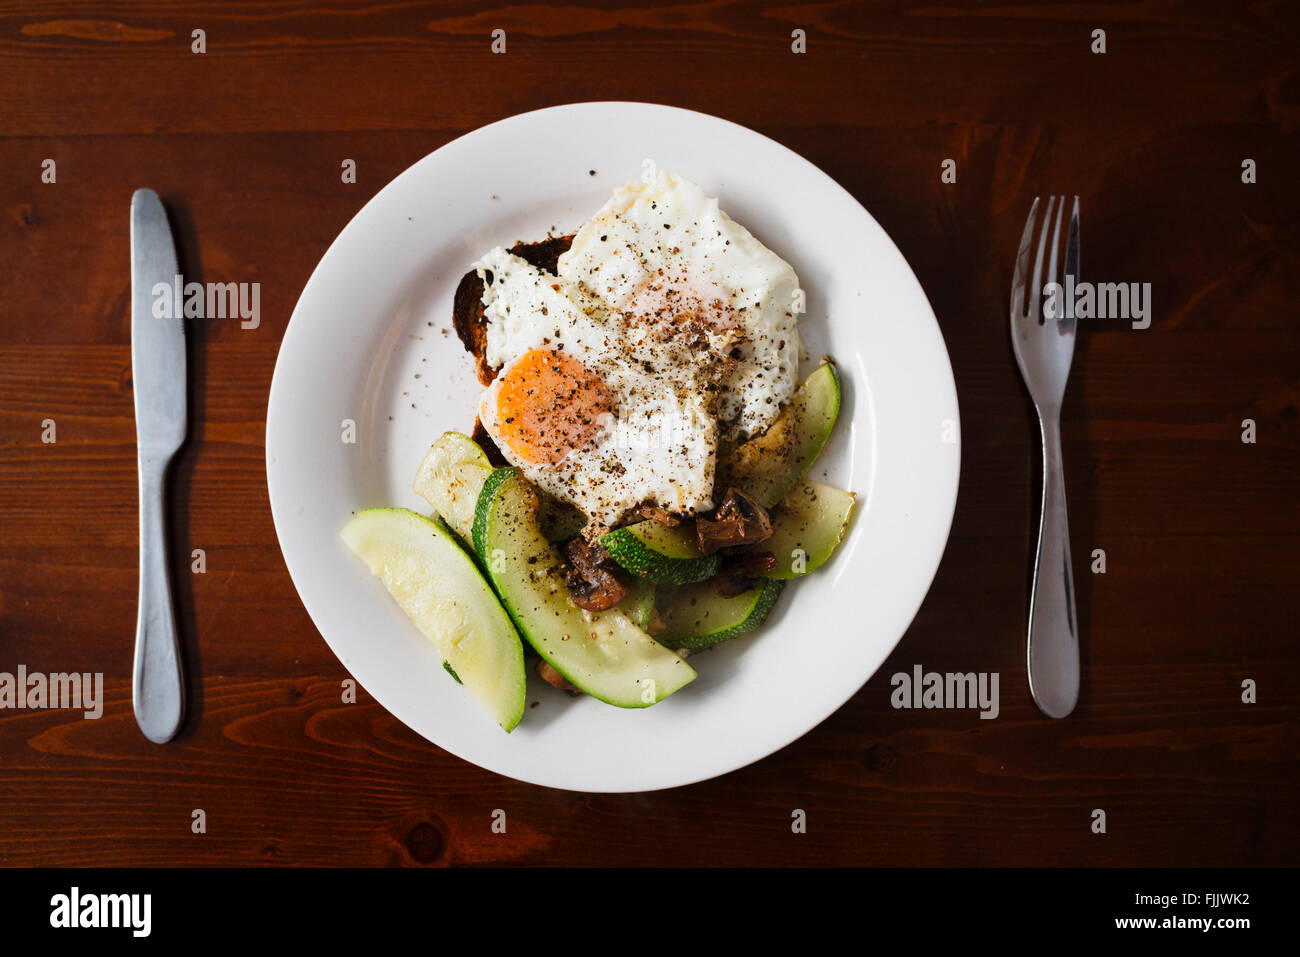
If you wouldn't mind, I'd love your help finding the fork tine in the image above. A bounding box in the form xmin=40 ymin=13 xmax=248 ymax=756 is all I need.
xmin=1010 ymin=196 xmax=1040 ymax=320
xmin=1046 ymin=195 xmax=1065 ymax=297
xmin=1027 ymin=195 xmax=1056 ymax=323
xmin=1064 ymin=196 xmax=1080 ymax=289
xmin=1058 ymin=196 xmax=1080 ymax=335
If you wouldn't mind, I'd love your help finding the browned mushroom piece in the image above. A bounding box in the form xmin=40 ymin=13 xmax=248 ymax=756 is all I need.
xmin=637 ymin=504 xmax=681 ymax=527
xmin=562 ymin=535 xmax=632 ymax=612
xmin=695 ymin=487 xmax=775 ymax=556
xmin=537 ymin=660 xmax=576 ymax=692
xmin=708 ymin=551 xmax=779 ymax=598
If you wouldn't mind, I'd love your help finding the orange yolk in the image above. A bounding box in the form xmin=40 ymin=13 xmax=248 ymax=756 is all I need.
xmin=491 ymin=348 xmax=615 ymax=465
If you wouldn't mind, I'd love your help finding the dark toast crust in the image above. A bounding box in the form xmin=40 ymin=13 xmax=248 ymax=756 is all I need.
xmin=471 ymin=418 xmax=510 ymax=467
xmin=452 ymin=271 xmax=495 ymax=386
xmin=452 ymin=234 xmax=575 ymax=385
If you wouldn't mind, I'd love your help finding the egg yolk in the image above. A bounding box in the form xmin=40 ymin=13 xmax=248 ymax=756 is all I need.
xmin=491 ymin=348 xmax=616 ymax=465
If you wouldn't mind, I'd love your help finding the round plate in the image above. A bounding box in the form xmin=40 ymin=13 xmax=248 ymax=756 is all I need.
xmin=266 ymin=102 xmax=959 ymax=792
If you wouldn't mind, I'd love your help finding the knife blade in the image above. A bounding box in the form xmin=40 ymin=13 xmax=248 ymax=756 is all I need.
xmin=130 ymin=188 xmax=187 ymax=743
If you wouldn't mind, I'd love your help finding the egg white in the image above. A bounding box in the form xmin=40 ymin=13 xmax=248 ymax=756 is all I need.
xmin=557 ymin=169 xmax=803 ymax=443
xmin=475 ymin=248 xmax=718 ymax=527
xmin=472 ymin=171 xmax=804 ymax=527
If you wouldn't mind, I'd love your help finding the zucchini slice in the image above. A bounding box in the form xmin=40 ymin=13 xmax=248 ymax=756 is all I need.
xmin=341 ymin=507 xmax=526 ymax=732
xmin=600 ymin=521 xmax=720 ymax=585
xmin=616 ymin=578 xmax=658 ymax=631
xmin=754 ymin=480 xmax=856 ymax=579
xmin=414 ymin=429 xmax=587 ymax=543
xmin=719 ymin=361 xmax=842 ymax=508
xmin=472 ymin=468 xmax=697 ymax=708
xmin=657 ymin=579 xmax=786 ymax=652
xmin=412 ymin=431 xmax=492 ymax=543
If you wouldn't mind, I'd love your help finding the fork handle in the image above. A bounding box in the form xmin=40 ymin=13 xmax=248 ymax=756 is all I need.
xmin=1027 ymin=412 xmax=1080 ymax=718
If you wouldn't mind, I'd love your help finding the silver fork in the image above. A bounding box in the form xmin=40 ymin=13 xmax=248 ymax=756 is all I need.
xmin=1010 ymin=196 xmax=1080 ymax=719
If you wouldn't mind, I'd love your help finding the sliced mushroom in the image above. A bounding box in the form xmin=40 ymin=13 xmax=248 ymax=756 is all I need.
xmin=537 ymin=660 xmax=578 ymax=693
xmin=637 ymin=504 xmax=681 ymax=527
xmin=695 ymin=487 xmax=774 ymax=556
xmin=708 ymin=551 xmax=778 ymax=598
xmin=562 ymin=535 xmax=631 ymax=612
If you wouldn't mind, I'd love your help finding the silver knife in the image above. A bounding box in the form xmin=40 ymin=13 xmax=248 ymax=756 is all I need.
xmin=130 ymin=189 xmax=188 ymax=743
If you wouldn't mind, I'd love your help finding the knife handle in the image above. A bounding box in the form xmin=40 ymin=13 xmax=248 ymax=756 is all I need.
xmin=1026 ymin=412 xmax=1080 ymax=718
xmin=133 ymin=452 xmax=186 ymax=743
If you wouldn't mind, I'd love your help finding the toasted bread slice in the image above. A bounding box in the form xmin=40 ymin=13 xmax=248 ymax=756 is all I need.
xmin=452 ymin=235 xmax=574 ymax=386
xmin=471 ymin=418 xmax=509 ymax=467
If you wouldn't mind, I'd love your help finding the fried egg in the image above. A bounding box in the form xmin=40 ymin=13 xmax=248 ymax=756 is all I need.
xmin=473 ymin=171 xmax=803 ymax=527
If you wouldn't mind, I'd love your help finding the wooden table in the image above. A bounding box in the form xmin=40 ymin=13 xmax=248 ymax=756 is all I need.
xmin=1 ymin=2 xmax=1296 ymax=867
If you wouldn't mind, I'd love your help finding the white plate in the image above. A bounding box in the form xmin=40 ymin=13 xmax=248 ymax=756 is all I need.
xmin=266 ymin=102 xmax=960 ymax=792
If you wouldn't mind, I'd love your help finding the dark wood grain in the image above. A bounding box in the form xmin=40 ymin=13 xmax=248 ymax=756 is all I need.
xmin=1 ymin=1 xmax=1297 ymax=867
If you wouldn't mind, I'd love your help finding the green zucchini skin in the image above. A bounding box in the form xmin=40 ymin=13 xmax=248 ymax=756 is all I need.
xmin=473 ymin=467 xmax=697 ymax=708
xmin=471 ymin=466 xmax=519 ymax=562
xmin=341 ymin=507 xmax=526 ymax=732
xmin=657 ymin=579 xmax=786 ymax=652
xmin=720 ymin=362 xmax=842 ymax=509
xmin=600 ymin=522 xmax=720 ymax=585
xmin=617 ymin=578 xmax=658 ymax=630
xmin=755 ymin=480 xmax=856 ymax=579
